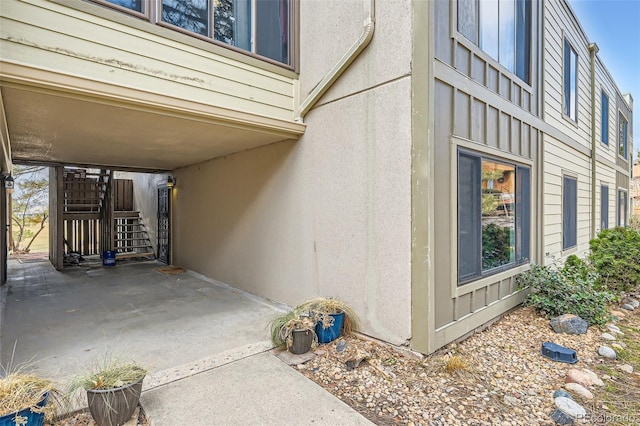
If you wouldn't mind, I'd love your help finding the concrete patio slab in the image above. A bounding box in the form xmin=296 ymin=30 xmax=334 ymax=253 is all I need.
xmin=0 ymin=259 xmax=285 ymax=384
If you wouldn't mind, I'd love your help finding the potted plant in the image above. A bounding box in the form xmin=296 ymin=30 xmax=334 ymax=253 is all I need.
xmin=269 ymin=310 xmax=317 ymax=355
xmin=0 ymin=371 xmax=58 ymax=426
xmin=298 ymin=297 xmax=360 ymax=344
xmin=69 ymin=356 xmax=146 ymax=426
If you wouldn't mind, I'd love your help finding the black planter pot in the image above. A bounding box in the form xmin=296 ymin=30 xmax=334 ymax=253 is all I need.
xmin=86 ymin=377 xmax=144 ymax=426
xmin=289 ymin=329 xmax=314 ymax=354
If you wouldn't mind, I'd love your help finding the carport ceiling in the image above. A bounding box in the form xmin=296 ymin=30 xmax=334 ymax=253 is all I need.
xmin=2 ymin=84 xmax=302 ymax=172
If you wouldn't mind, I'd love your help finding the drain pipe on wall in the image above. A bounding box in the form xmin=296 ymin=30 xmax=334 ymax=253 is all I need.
xmin=588 ymin=42 xmax=599 ymax=239
xmin=295 ymin=0 xmax=375 ymax=122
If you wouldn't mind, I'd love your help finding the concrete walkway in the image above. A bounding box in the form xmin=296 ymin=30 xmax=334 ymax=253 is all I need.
xmin=0 ymin=258 xmax=372 ymax=425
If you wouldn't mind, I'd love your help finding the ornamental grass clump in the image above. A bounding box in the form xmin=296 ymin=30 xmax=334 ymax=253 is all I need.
xmin=298 ymin=297 xmax=360 ymax=334
xmin=269 ymin=311 xmax=318 ymax=351
xmin=69 ymin=356 xmax=146 ymax=392
xmin=0 ymin=373 xmax=57 ymax=418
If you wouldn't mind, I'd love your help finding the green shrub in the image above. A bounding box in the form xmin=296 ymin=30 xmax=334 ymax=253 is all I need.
xmin=589 ymin=227 xmax=640 ymax=293
xmin=517 ymin=262 xmax=614 ymax=326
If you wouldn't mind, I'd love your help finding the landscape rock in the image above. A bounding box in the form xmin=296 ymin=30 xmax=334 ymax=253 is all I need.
xmin=550 ymin=314 xmax=588 ymax=334
xmin=621 ymin=303 xmax=635 ymax=311
xmin=554 ymin=396 xmax=586 ymax=418
xmin=564 ymin=383 xmax=593 ymax=400
xmin=612 ymin=341 xmax=627 ymax=350
xmin=597 ymin=346 xmax=617 ymax=359
xmin=553 ymin=390 xmax=572 ymax=400
xmin=610 ymin=310 xmax=626 ymax=318
xmin=623 ymin=297 xmax=639 ymax=308
xmin=580 ymin=369 xmax=604 ymax=387
xmin=606 ymin=324 xmax=623 ymax=335
xmin=550 ymin=409 xmax=574 ymax=424
xmin=619 ymin=364 xmax=633 ymax=374
xmin=503 ymin=395 xmax=519 ymax=406
xmin=565 ymin=369 xmax=593 ymax=387
xmin=601 ymin=332 xmax=616 ymax=341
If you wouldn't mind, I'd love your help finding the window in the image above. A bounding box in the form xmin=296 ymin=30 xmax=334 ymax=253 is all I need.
xmin=563 ymin=176 xmax=577 ymax=250
xmin=601 ymin=92 xmax=609 ymax=145
xmin=618 ymin=189 xmax=628 ymax=227
xmin=563 ymin=39 xmax=578 ymax=121
xmin=457 ymin=150 xmax=530 ymax=284
xmin=457 ymin=0 xmax=532 ymax=83
xmin=600 ymin=185 xmax=608 ymax=230
xmin=93 ymin=0 xmax=291 ymax=66
xmin=619 ymin=112 xmax=628 ymax=158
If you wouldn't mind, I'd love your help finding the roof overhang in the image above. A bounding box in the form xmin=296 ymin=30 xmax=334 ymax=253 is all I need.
xmin=0 ymin=62 xmax=305 ymax=172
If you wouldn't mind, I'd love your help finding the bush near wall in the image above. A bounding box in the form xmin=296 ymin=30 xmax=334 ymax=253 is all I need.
xmin=589 ymin=227 xmax=640 ymax=293
xmin=517 ymin=259 xmax=614 ymax=326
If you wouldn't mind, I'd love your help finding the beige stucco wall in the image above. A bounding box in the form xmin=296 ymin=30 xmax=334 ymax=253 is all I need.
xmin=169 ymin=0 xmax=413 ymax=345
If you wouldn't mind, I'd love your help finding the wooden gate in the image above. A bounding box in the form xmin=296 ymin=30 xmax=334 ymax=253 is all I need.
xmin=157 ymin=186 xmax=171 ymax=264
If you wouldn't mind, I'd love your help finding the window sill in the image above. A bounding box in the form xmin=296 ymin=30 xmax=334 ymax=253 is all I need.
xmin=561 ymin=113 xmax=579 ymax=129
xmin=453 ymin=263 xmax=530 ymax=298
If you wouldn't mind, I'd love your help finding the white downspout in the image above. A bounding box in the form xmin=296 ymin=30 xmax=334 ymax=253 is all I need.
xmin=295 ymin=0 xmax=375 ymax=122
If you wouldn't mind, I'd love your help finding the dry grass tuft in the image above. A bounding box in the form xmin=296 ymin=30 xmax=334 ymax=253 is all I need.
xmin=69 ymin=355 xmax=146 ymax=392
xmin=444 ymin=355 xmax=470 ymax=374
xmin=0 ymin=372 xmax=57 ymax=418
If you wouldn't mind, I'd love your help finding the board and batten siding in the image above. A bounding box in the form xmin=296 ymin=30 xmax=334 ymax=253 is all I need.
xmin=420 ymin=0 xmax=544 ymax=353
xmin=0 ymin=0 xmax=297 ymax=121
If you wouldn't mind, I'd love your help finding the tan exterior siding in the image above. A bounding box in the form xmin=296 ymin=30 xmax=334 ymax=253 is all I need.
xmin=1 ymin=0 xmax=296 ymax=121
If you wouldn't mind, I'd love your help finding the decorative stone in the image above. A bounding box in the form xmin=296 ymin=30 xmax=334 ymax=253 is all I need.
xmin=597 ymin=346 xmax=617 ymax=359
xmin=550 ymin=314 xmax=588 ymax=335
xmin=564 ymin=383 xmax=594 ymax=400
xmin=606 ymin=324 xmax=623 ymax=335
xmin=565 ymin=369 xmax=593 ymax=387
xmin=553 ymin=390 xmax=573 ymax=400
xmin=554 ymin=396 xmax=586 ymax=418
xmin=619 ymin=364 xmax=634 ymax=374
xmin=612 ymin=341 xmax=627 ymax=350
xmin=610 ymin=310 xmax=626 ymax=318
xmin=581 ymin=369 xmax=604 ymax=387
xmin=550 ymin=409 xmax=575 ymax=424
xmin=503 ymin=395 xmax=519 ymax=406
xmin=623 ymin=297 xmax=639 ymax=308
xmin=621 ymin=303 xmax=635 ymax=311
xmin=601 ymin=333 xmax=616 ymax=341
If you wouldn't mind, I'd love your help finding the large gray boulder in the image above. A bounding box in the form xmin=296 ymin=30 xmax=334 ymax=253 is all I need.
xmin=550 ymin=314 xmax=588 ymax=335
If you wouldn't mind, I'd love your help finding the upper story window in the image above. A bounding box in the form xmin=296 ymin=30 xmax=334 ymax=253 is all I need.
xmin=457 ymin=0 xmax=532 ymax=84
xmin=601 ymin=91 xmax=609 ymax=145
xmin=563 ymin=39 xmax=578 ymax=122
xmin=97 ymin=0 xmax=291 ymax=66
xmin=619 ymin=112 xmax=629 ymax=159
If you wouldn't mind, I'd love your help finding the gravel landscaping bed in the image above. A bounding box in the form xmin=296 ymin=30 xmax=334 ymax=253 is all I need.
xmin=291 ymin=304 xmax=640 ymax=425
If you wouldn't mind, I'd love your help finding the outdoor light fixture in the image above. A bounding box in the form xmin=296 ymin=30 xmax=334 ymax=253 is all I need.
xmin=166 ymin=176 xmax=176 ymax=188
xmin=3 ymin=174 xmax=14 ymax=190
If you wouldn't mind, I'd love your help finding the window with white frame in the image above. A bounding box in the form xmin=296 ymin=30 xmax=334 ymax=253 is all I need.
xmin=457 ymin=0 xmax=532 ymax=84
xmin=562 ymin=175 xmax=577 ymax=250
xmin=601 ymin=91 xmax=609 ymax=145
xmin=95 ymin=0 xmax=291 ymax=66
xmin=457 ymin=150 xmax=531 ymax=284
xmin=563 ymin=39 xmax=578 ymax=122
xmin=619 ymin=112 xmax=629 ymax=159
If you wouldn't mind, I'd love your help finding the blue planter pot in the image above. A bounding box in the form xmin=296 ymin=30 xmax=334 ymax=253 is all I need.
xmin=0 ymin=393 xmax=48 ymax=426
xmin=315 ymin=311 xmax=344 ymax=344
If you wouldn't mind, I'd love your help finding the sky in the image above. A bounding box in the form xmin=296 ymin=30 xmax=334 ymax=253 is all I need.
xmin=568 ymin=0 xmax=640 ymax=156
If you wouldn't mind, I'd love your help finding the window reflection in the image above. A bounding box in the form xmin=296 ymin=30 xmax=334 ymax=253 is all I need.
xmin=162 ymin=0 xmax=210 ymax=37
xmin=481 ymin=160 xmax=515 ymax=271
xmin=106 ymin=0 xmax=143 ymax=12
